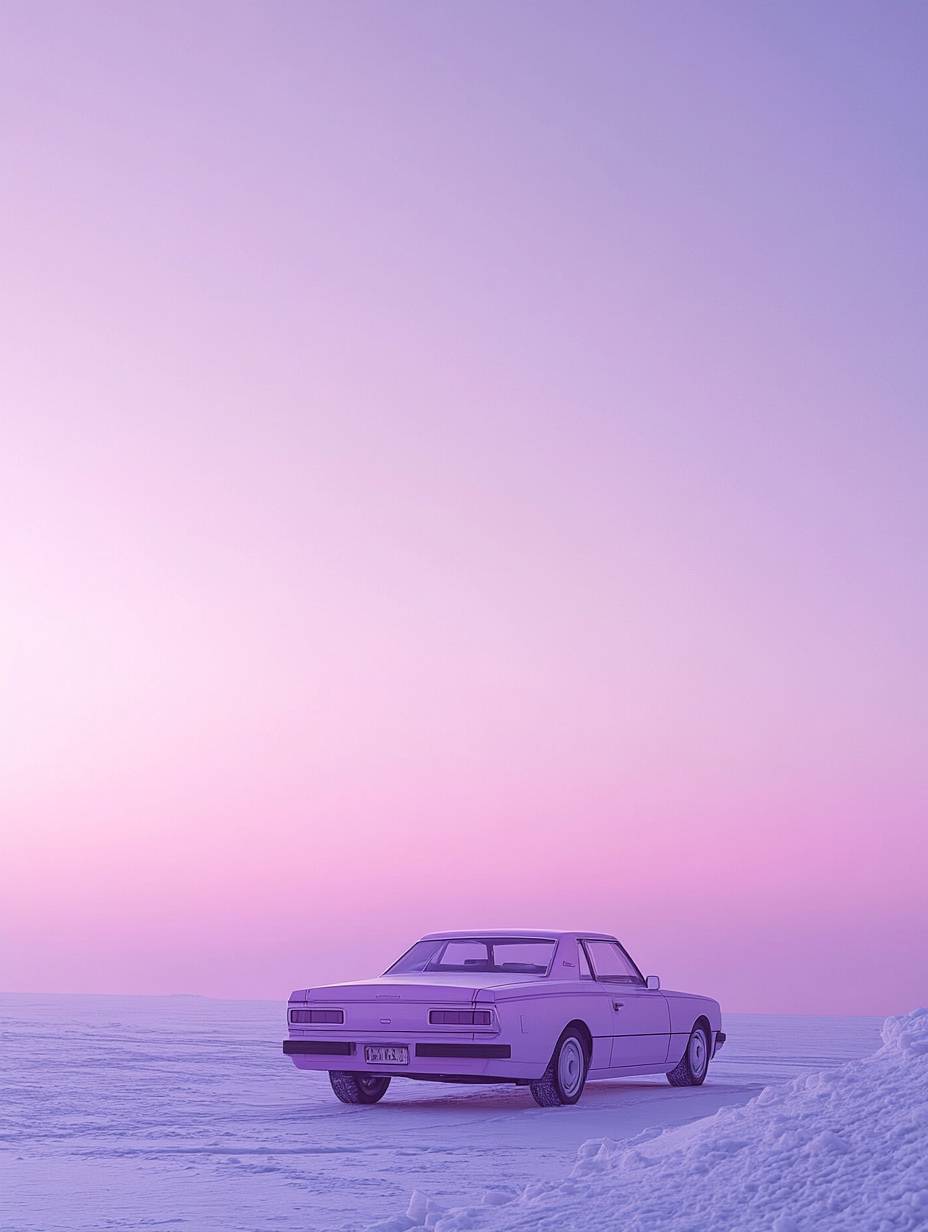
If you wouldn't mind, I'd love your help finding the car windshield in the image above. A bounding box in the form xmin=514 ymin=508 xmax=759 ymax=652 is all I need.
xmin=385 ymin=937 xmax=556 ymax=976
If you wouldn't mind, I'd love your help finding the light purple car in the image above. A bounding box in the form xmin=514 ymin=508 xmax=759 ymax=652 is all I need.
xmin=283 ymin=930 xmax=725 ymax=1106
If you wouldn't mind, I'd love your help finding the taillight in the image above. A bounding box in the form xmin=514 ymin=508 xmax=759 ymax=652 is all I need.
xmin=429 ymin=1009 xmax=493 ymax=1026
xmin=289 ymin=1008 xmax=344 ymax=1024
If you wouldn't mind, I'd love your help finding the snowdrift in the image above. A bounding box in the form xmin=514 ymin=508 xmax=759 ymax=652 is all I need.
xmin=369 ymin=1009 xmax=928 ymax=1232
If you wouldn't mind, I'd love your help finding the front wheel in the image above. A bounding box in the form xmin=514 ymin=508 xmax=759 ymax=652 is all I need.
xmin=666 ymin=1023 xmax=710 ymax=1087
xmin=329 ymin=1071 xmax=391 ymax=1104
xmin=530 ymin=1028 xmax=589 ymax=1106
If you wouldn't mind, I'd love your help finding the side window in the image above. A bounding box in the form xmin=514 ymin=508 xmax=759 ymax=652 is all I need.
xmin=584 ymin=940 xmax=644 ymax=985
xmin=577 ymin=944 xmax=593 ymax=980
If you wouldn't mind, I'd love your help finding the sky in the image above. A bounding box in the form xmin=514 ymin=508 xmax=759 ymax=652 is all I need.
xmin=1 ymin=2 xmax=925 ymax=1016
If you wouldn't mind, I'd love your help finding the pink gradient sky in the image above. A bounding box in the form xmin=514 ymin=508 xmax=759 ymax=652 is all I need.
xmin=2 ymin=3 xmax=926 ymax=1015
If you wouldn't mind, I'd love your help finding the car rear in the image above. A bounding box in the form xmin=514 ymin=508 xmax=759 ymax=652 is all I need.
xmin=283 ymin=979 xmax=537 ymax=1083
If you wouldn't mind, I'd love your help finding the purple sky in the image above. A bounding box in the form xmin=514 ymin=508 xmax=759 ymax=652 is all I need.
xmin=2 ymin=3 xmax=926 ymax=1014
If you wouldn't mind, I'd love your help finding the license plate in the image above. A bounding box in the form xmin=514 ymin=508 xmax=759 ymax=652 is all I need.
xmin=364 ymin=1045 xmax=409 ymax=1065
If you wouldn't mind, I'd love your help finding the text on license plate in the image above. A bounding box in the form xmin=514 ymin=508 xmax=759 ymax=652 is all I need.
xmin=364 ymin=1045 xmax=409 ymax=1065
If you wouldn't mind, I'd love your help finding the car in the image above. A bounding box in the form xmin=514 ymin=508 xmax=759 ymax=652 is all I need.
xmin=282 ymin=930 xmax=725 ymax=1106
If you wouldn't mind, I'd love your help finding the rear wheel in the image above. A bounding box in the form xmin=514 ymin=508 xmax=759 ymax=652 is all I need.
xmin=530 ymin=1028 xmax=589 ymax=1106
xmin=667 ymin=1023 xmax=710 ymax=1087
xmin=329 ymin=1071 xmax=391 ymax=1104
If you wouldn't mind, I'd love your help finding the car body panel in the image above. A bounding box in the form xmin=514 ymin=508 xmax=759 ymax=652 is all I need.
xmin=606 ymin=987 xmax=672 ymax=1065
xmin=662 ymin=989 xmax=724 ymax=1063
xmin=283 ymin=931 xmax=722 ymax=1088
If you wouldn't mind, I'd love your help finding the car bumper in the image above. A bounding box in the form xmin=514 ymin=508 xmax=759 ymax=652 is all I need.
xmin=283 ymin=1040 xmax=510 ymax=1059
xmin=282 ymin=1038 xmax=542 ymax=1081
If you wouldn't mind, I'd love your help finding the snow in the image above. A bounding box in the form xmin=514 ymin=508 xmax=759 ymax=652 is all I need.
xmin=0 ymin=993 xmax=905 ymax=1232
xmin=370 ymin=1009 xmax=928 ymax=1232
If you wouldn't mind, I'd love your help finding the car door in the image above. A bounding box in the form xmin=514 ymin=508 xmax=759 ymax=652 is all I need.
xmin=582 ymin=939 xmax=670 ymax=1067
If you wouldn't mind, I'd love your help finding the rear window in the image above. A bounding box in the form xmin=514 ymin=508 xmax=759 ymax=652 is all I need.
xmin=386 ymin=937 xmax=556 ymax=976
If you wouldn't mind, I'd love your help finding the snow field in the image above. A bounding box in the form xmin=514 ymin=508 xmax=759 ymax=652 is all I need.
xmin=0 ymin=995 xmax=889 ymax=1231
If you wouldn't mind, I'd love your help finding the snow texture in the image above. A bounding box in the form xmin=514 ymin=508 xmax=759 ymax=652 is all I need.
xmin=369 ymin=1008 xmax=928 ymax=1232
xmin=0 ymin=993 xmax=895 ymax=1231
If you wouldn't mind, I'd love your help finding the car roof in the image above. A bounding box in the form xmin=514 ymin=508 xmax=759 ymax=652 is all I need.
xmin=419 ymin=929 xmax=618 ymax=941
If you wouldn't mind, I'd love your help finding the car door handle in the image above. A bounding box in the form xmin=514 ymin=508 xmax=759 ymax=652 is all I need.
xmin=612 ymin=1000 xmax=624 ymax=1011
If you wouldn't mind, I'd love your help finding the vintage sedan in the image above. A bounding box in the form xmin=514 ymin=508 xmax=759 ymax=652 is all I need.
xmin=283 ymin=930 xmax=725 ymax=1106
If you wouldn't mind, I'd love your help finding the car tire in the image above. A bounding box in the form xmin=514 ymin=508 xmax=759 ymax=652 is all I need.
xmin=666 ymin=1023 xmax=710 ymax=1087
xmin=530 ymin=1028 xmax=589 ymax=1106
xmin=329 ymin=1071 xmax=391 ymax=1104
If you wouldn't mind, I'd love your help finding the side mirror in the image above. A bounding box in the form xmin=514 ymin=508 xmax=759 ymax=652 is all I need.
xmin=646 ymin=975 xmax=661 ymax=990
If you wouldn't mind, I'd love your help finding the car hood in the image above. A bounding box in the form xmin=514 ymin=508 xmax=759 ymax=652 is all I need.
xmin=290 ymin=973 xmax=544 ymax=1002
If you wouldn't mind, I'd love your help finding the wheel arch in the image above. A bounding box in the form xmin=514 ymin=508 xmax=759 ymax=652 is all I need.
xmin=692 ymin=1013 xmax=712 ymax=1037
xmin=666 ymin=1012 xmax=713 ymax=1067
xmin=529 ymin=1019 xmax=592 ymax=1106
xmin=563 ymin=1018 xmax=593 ymax=1058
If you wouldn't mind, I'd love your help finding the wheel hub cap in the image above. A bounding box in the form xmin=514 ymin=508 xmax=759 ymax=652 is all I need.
xmin=558 ymin=1039 xmax=583 ymax=1097
xmin=688 ymin=1030 xmax=707 ymax=1076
